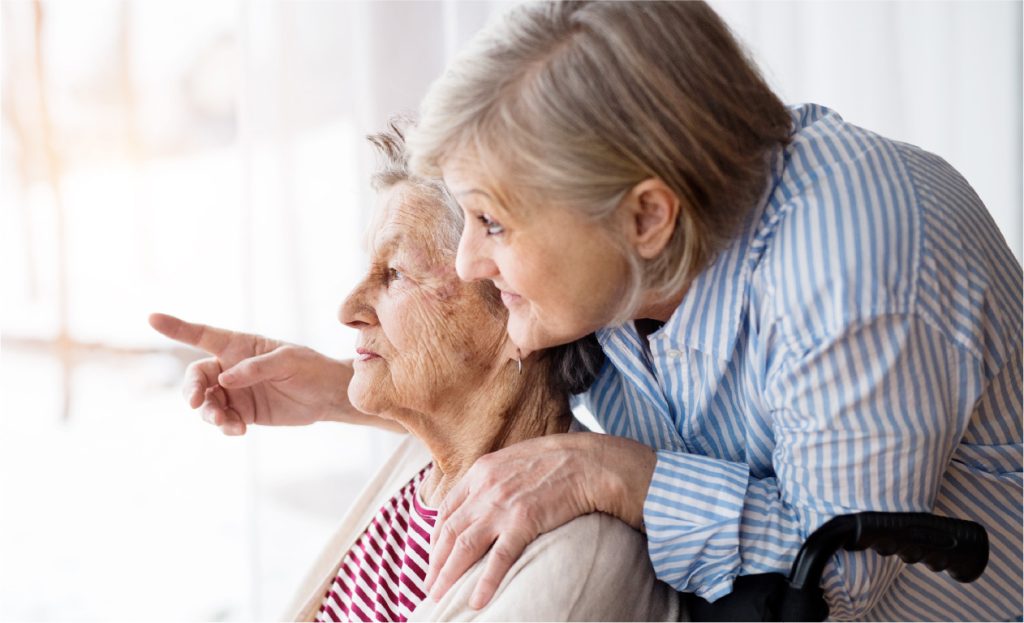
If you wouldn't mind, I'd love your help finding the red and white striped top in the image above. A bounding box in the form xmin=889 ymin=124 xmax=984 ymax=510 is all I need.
xmin=316 ymin=464 xmax=436 ymax=622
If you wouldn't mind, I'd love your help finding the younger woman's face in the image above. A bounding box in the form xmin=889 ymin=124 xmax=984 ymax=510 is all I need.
xmin=443 ymin=158 xmax=631 ymax=357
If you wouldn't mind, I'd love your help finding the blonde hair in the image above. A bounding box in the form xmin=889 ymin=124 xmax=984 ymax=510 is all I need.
xmin=409 ymin=1 xmax=791 ymax=321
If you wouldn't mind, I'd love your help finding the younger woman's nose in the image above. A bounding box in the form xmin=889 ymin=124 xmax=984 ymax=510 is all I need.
xmin=455 ymin=226 xmax=499 ymax=283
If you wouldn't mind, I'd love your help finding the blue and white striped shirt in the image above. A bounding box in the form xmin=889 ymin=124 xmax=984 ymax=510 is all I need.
xmin=579 ymin=104 xmax=1022 ymax=621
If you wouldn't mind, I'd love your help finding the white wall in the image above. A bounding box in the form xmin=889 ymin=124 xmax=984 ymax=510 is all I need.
xmin=711 ymin=0 xmax=1023 ymax=262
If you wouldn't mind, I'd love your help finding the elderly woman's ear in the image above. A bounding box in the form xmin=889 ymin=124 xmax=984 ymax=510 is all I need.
xmin=620 ymin=178 xmax=682 ymax=260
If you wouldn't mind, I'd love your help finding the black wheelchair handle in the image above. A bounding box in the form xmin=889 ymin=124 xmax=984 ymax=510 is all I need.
xmin=788 ymin=511 xmax=989 ymax=590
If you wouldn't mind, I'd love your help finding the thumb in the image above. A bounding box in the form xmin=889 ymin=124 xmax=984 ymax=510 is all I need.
xmin=218 ymin=347 xmax=293 ymax=389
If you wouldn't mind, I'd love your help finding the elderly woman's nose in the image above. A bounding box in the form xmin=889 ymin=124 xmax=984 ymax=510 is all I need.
xmin=455 ymin=227 xmax=497 ymax=282
xmin=338 ymin=286 xmax=376 ymax=328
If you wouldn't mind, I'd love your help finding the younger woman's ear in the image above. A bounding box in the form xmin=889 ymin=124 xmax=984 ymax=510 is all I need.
xmin=620 ymin=178 xmax=681 ymax=259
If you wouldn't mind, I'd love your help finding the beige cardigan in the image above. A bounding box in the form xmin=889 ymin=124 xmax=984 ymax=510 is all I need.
xmin=282 ymin=434 xmax=683 ymax=622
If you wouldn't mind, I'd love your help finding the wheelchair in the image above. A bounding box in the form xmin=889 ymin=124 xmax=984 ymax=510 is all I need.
xmin=685 ymin=511 xmax=990 ymax=621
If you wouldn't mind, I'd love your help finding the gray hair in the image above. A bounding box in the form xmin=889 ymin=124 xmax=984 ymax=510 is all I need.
xmin=367 ymin=117 xmax=604 ymax=396
xmin=367 ymin=116 xmax=463 ymax=258
xmin=409 ymin=1 xmax=792 ymax=322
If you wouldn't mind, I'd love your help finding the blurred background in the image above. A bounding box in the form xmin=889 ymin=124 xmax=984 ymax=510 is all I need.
xmin=1 ymin=1 xmax=1020 ymax=620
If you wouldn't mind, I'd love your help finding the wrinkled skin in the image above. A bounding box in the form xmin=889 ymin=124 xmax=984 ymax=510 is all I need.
xmin=339 ymin=183 xmax=512 ymax=433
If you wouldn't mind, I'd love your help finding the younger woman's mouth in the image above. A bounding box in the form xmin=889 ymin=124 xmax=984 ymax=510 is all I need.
xmin=499 ymin=290 xmax=522 ymax=307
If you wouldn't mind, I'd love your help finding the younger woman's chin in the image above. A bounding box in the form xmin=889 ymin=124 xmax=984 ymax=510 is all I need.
xmin=507 ymin=317 xmax=583 ymax=357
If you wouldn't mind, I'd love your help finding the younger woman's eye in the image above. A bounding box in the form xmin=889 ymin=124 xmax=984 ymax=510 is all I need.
xmin=386 ymin=267 xmax=403 ymax=284
xmin=478 ymin=213 xmax=505 ymax=236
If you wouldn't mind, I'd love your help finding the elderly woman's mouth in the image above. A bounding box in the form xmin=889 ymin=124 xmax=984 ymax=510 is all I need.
xmin=356 ymin=348 xmax=381 ymax=362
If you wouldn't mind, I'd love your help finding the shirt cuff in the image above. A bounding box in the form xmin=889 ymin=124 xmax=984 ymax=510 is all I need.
xmin=642 ymin=449 xmax=750 ymax=601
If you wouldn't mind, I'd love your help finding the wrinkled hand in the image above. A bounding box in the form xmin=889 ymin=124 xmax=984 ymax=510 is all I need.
xmin=426 ymin=432 xmax=656 ymax=609
xmin=149 ymin=312 xmax=358 ymax=435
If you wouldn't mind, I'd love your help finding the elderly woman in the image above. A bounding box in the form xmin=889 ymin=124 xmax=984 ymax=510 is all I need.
xmin=398 ymin=2 xmax=1023 ymax=622
xmin=150 ymin=121 xmax=680 ymax=621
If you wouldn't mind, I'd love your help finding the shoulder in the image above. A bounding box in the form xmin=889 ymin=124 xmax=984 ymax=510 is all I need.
xmin=761 ymin=105 xmax=922 ymax=324
xmin=890 ymin=144 xmax=1023 ymax=365
xmin=517 ymin=512 xmax=647 ymax=575
xmin=756 ymin=105 xmax=1019 ymax=363
xmin=411 ymin=513 xmax=680 ymax=621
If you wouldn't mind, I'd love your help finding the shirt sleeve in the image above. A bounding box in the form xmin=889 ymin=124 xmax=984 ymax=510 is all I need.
xmin=643 ymin=313 xmax=980 ymax=619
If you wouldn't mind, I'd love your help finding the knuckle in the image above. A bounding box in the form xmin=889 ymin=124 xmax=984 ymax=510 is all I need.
xmin=479 ymin=471 xmax=502 ymax=490
xmin=509 ymin=506 xmax=532 ymax=526
xmin=200 ymin=407 xmax=215 ymax=424
xmin=183 ymin=373 xmax=203 ymax=392
xmin=188 ymin=359 xmax=218 ymax=385
xmin=454 ymin=531 xmax=479 ymax=552
xmin=439 ymin=521 xmax=460 ymax=542
xmin=489 ymin=545 xmax=515 ymax=565
xmin=276 ymin=344 xmax=295 ymax=357
xmin=510 ymin=502 xmax=541 ymax=530
xmin=193 ymin=356 xmax=218 ymax=372
xmin=495 ymin=479 xmax=517 ymax=497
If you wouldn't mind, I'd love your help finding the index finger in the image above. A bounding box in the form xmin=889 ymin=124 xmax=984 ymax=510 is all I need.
xmin=148 ymin=312 xmax=233 ymax=356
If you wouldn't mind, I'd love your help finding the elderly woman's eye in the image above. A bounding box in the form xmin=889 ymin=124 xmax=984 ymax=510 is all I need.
xmin=386 ymin=267 xmax=403 ymax=283
xmin=478 ymin=214 xmax=505 ymax=236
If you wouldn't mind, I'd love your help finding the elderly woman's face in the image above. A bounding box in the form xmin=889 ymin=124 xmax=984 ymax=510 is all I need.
xmin=340 ymin=183 xmax=510 ymax=417
xmin=443 ymin=159 xmax=631 ymax=357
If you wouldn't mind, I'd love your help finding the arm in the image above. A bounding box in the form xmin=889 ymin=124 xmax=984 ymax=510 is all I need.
xmin=643 ymin=314 xmax=976 ymax=618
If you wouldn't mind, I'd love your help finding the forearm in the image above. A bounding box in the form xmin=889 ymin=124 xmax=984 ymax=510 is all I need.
xmin=640 ymin=448 xmax=912 ymax=617
xmin=533 ymin=435 xmax=796 ymax=599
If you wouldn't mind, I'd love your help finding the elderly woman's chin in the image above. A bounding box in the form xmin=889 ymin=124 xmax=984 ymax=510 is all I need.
xmin=346 ymin=371 xmax=390 ymax=418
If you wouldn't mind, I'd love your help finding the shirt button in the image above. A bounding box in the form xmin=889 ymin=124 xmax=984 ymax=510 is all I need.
xmin=668 ymin=349 xmax=684 ymax=359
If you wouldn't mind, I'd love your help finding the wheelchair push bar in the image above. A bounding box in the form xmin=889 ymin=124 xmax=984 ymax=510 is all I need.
xmin=779 ymin=511 xmax=990 ymax=621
